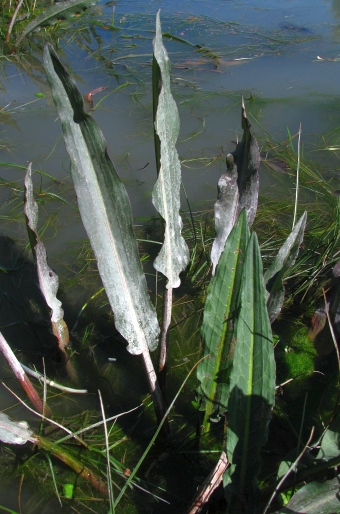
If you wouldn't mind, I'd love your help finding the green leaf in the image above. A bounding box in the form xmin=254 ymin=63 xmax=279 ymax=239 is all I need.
xmin=210 ymin=158 xmax=239 ymax=276
xmin=317 ymin=413 xmax=340 ymax=461
xmin=15 ymin=0 xmax=96 ymax=48
xmin=264 ymin=211 xmax=307 ymax=322
xmin=232 ymin=97 xmax=260 ymax=227
xmin=197 ymin=210 xmax=250 ymax=429
xmin=224 ymin=232 xmax=276 ymax=513
xmin=275 ymin=477 xmax=340 ymax=513
xmin=151 ymin=11 xmax=190 ymax=288
xmin=43 ymin=43 xmax=160 ymax=355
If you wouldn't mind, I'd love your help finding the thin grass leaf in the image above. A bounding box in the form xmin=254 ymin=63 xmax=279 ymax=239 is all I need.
xmin=14 ymin=0 xmax=96 ymax=48
xmin=152 ymin=11 xmax=190 ymax=289
xmin=45 ymin=453 xmax=62 ymax=507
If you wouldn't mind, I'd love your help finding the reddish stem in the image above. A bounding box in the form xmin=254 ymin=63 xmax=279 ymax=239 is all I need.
xmin=0 ymin=332 xmax=51 ymax=416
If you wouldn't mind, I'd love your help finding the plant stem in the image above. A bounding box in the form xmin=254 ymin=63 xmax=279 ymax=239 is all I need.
xmin=35 ymin=435 xmax=108 ymax=496
xmin=141 ymin=349 xmax=169 ymax=435
xmin=0 ymin=332 xmax=50 ymax=416
xmin=5 ymin=0 xmax=24 ymax=42
xmin=159 ymin=286 xmax=173 ymax=374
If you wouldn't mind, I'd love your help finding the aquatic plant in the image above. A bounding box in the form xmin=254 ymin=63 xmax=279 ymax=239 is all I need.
xmin=1 ymin=9 xmax=340 ymax=514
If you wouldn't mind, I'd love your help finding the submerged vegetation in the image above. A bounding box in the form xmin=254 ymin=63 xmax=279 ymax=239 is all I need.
xmin=0 ymin=2 xmax=340 ymax=514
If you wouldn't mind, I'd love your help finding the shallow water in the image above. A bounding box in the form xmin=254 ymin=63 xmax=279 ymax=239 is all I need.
xmin=0 ymin=0 xmax=340 ymax=511
xmin=1 ymin=0 xmax=340 ymax=230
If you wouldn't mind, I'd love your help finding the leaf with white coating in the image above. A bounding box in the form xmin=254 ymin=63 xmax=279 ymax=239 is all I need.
xmin=211 ymin=155 xmax=239 ymax=275
xmin=0 ymin=412 xmax=34 ymax=445
xmin=43 ymin=44 xmax=160 ymax=355
xmin=264 ymin=211 xmax=307 ymax=322
xmin=24 ymin=164 xmax=69 ymax=347
xmin=152 ymin=11 xmax=190 ymax=288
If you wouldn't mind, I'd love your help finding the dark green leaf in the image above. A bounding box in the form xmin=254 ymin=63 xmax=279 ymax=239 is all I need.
xmin=197 ymin=210 xmax=250 ymax=430
xmin=224 ymin=232 xmax=276 ymax=513
xmin=275 ymin=477 xmax=340 ymax=513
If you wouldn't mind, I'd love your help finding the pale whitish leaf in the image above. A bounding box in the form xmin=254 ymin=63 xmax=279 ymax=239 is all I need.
xmin=24 ymin=164 xmax=68 ymax=346
xmin=43 ymin=44 xmax=160 ymax=355
xmin=233 ymin=97 xmax=260 ymax=227
xmin=264 ymin=211 xmax=307 ymax=322
xmin=0 ymin=412 xmax=34 ymax=445
xmin=210 ymin=155 xmax=239 ymax=275
xmin=152 ymin=11 xmax=190 ymax=288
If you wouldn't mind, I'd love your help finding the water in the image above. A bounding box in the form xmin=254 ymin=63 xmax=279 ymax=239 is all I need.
xmin=1 ymin=0 xmax=340 ymax=232
xmin=0 ymin=0 xmax=340 ymax=511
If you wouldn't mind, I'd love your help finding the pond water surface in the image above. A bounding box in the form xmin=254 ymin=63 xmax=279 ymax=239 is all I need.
xmin=0 ymin=0 xmax=340 ymax=512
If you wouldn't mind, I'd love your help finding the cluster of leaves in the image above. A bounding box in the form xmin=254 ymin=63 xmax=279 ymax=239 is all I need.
xmin=0 ymin=9 xmax=340 ymax=514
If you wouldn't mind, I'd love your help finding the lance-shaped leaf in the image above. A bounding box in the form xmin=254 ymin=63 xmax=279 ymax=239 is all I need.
xmin=210 ymin=155 xmax=239 ymax=275
xmin=24 ymin=164 xmax=69 ymax=350
xmin=264 ymin=211 xmax=307 ymax=322
xmin=152 ymin=11 xmax=190 ymax=288
xmin=197 ymin=211 xmax=250 ymax=431
xmin=232 ymin=97 xmax=260 ymax=227
xmin=224 ymin=232 xmax=276 ymax=512
xmin=43 ymin=43 xmax=160 ymax=355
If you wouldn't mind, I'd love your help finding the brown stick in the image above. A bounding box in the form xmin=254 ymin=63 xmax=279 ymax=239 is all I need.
xmin=187 ymin=451 xmax=229 ymax=514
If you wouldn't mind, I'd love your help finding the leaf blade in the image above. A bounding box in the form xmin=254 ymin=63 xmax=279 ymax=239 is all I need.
xmin=152 ymin=11 xmax=190 ymax=288
xmin=197 ymin=211 xmax=250 ymax=426
xmin=43 ymin=43 xmax=160 ymax=355
xmin=224 ymin=232 xmax=276 ymax=511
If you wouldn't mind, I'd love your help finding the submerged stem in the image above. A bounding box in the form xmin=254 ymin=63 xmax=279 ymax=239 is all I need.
xmin=141 ymin=350 xmax=169 ymax=435
xmin=158 ymin=286 xmax=173 ymax=374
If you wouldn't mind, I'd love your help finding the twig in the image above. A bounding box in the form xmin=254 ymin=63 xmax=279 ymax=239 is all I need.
xmin=20 ymin=363 xmax=88 ymax=394
xmin=263 ymin=426 xmax=314 ymax=514
xmin=2 ymin=382 xmax=85 ymax=446
xmin=187 ymin=451 xmax=229 ymax=514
